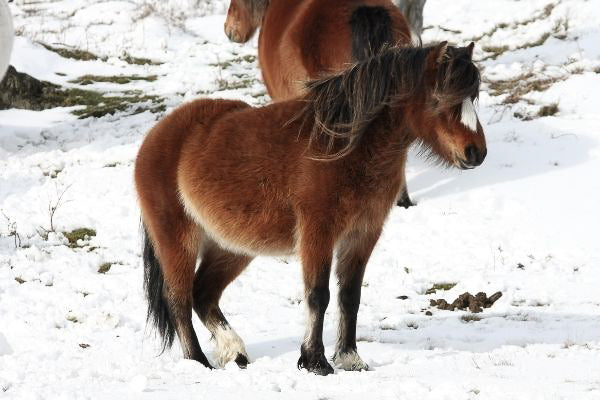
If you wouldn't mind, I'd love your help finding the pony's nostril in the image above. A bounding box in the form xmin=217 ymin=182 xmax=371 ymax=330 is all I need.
xmin=464 ymin=145 xmax=479 ymax=165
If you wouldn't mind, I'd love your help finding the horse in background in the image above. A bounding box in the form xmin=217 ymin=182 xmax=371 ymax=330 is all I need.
xmin=135 ymin=42 xmax=486 ymax=375
xmin=224 ymin=0 xmax=417 ymax=208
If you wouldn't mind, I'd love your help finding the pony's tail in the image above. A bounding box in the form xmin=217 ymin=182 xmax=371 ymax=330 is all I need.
xmin=350 ymin=5 xmax=394 ymax=61
xmin=142 ymin=224 xmax=175 ymax=351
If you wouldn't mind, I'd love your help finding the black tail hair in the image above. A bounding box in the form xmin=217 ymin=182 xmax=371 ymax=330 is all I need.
xmin=142 ymin=225 xmax=175 ymax=351
xmin=350 ymin=6 xmax=394 ymax=61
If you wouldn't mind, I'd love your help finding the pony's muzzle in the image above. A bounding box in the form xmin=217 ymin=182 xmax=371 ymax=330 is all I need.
xmin=460 ymin=144 xmax=486 ymax=169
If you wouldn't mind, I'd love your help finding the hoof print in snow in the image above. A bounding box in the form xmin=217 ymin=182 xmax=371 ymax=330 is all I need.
xmin=430 ymin=291 xmax=503 ymax=313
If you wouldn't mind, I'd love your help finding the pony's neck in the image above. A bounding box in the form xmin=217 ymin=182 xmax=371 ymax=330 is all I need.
xmin=345 ymin=107 xmax=414 ymax=179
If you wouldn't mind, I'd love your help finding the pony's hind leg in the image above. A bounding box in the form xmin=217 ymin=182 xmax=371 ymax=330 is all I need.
xmin=142 ymin=220 xmax=211 ymax=368
xmin=193 ymin=241 xmax=253 ymax=368
xmin=332 ymin=228 xmax=382 ymax=371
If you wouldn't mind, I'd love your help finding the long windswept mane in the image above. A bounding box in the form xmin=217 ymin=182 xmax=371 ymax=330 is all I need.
xmin=301 ymin=44 xmax=481 ymax=160
xmin=433 ymin=45 xmax=481 ymax=108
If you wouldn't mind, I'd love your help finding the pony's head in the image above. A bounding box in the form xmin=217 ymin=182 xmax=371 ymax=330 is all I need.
xmin=302 ymin=42 xmax=486 ymax=169
xmin=408 ymin=41 xmax=486 ymax=169
xmin=224 ymin=0 xmax=268 ymax=43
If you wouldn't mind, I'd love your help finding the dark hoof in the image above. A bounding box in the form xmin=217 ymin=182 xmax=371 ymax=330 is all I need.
xmin=234 ymin=353 xmax=249 ymax=369
xmin=396 ymin=197 xmax=416 ymax=209
xmin=297 ymin=350 xmax=334 ymax=376
xmin=195 ymin=354 xmax=214 ymax=370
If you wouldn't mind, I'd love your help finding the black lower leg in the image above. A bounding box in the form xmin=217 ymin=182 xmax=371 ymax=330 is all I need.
xmin=298 ymin=284 xmax=334 ymax=376
xmin=337 ymin=277 xmax=362 ymax=355
xmin=333 ymin=230 xmax=380 ymax=371
xmin=396 ymin=184 xmax=415 ymax=208
xmin=169 ymin=295 xmax=212 ymax=368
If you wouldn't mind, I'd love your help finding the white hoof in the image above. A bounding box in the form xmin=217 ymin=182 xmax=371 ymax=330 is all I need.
xmin=213 ymin=325 xmax=249 ymax=368
xmin=333 ymin=350 xmax=369 ymax=371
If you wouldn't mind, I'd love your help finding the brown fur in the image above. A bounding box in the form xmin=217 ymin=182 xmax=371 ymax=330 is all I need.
xmin=136 ymin=44 xmax=487 ymax=374
xmin=225 ymin=0 xmax=411 ymax=99
xmin=225 ymin=0 xmax=415 ymax=206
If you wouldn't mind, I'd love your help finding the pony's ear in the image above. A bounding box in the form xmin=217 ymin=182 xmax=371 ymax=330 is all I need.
xmin=466 ymin=42 xmax=475 ymax=60
xmin=427 ymin=41 xmax=448 ymax=70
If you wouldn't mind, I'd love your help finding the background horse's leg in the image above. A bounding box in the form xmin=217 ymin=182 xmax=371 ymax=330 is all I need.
xmin=396 ymin=186 xmax=415 ymax=208
xmin=394 ymin=0 xmax=426 ymax=38
xmin=333 ymin=228 xmax=381 ymax=371
xmin=396 ymin=149 xmax=415 ymax=208
xmin=193 ymin=241 xmax=253 ymax=368
xmin=145 ymin=222 xmax=211 ymax=367
xmin=297 ymin=222 xmax=335 ymax=376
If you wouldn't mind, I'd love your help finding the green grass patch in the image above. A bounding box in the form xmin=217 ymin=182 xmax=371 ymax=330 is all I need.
xmin=120 ymin=53 xmax=163 ymax=66
xmin=98 ymin=261 xmax=124 ymax=274
xmin=64 ymin=228 xmax=96 ymax=248
xmin=425 ymin=282 xmax=457 ymax=295
xmin=41 ymin=43 xmax=163 ymax=66
xmin=40 ymin=43 xmax=101 ymax=61
xmin=98 ymin=263 xmax=112 ymax=274
xmin=517 ymin=32 xmax=551 ymax=50
xmin=69 ymin=74 xmax=158 ymax=86
xmin=486 ymin=72 xmax=562 ymax=105
xmin=481 ymin=45 xmax=509 ymax=60
xmin=42 ymin=169 xmax=63 ymax=179
xmin=210 ymin=54 xmax=257 ymax=69
xmin=216 ymin=77 xmax=256 ymax=91
xmin=461 ymin=314 xmax=482 ymax=323
xmin=48 ymin=87 xmax=164 ymax=119
xmin=537 ymin=103 xmax=559 ymax=117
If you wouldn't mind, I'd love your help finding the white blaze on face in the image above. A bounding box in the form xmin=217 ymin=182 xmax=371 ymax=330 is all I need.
xmin=461 ymin=98 xmax=479 ymax=132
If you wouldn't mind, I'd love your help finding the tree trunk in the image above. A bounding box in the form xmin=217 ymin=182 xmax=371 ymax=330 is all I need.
xmin=394 ymin=0 xmax=426 ymax=38
xmin=1 ymin=0 xmax=14 ymax=80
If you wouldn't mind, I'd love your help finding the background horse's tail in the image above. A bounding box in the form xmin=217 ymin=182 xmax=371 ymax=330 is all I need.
xmin=142 ymin=224 xmax=175 ymax=351
xmin=349 ymin=6 xmax=394 ymax=61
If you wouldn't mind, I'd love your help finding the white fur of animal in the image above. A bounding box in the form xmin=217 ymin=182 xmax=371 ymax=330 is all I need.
xmin=0 ymin=0 xmax=14 ymax=80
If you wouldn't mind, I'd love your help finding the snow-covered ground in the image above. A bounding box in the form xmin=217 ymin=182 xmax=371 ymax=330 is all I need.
xmin=1 ymin=0 xmax=600 ymax=398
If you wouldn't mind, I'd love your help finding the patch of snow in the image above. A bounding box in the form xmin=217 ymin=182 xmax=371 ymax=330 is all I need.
xmin=1 ymin=0 xmax=600 ymax=399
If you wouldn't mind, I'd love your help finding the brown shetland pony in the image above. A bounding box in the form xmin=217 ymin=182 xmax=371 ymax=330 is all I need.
xmin=224 ymin=0 xmax=417 ymax=207
xmin=135 ymin=42 xmax=486 ymax=375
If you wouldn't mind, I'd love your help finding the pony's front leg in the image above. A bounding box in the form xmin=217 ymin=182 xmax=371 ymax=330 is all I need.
xmin=333 ymin=228 xmax=381 ymax=371
xmin=297 ymin=227 xmax=335 ymax=376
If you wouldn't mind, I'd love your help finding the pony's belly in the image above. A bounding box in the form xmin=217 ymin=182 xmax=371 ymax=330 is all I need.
xmin=179 ymin=188 xmax=296 ymax=257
